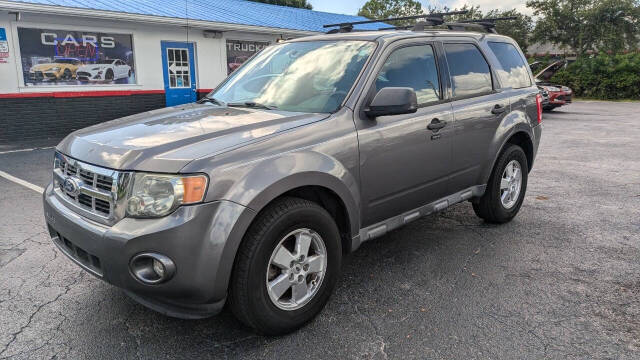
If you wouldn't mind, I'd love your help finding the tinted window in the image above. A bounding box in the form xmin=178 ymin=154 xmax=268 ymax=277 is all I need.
xmin=375 ymin=45 xmax=440 ymax=104
xmin=488 ymin=42 xmax=531 ymax=88
xmin=444 ymin=43 xmax=492 ymax=98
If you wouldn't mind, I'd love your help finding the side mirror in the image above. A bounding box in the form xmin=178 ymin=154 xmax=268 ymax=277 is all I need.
xmin=364 ymin=87 xmax=418 ymax=118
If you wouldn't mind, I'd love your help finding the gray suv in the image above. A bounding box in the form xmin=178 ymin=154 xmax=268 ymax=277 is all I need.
xmin=43 ymin=29 xmax=542 ymax=335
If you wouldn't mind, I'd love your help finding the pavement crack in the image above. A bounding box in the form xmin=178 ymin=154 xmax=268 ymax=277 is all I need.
xmin=0 ymin=272 xmax=84 ymax=358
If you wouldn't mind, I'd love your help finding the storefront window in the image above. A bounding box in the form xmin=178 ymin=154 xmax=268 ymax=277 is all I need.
xmin=17 ymin=27 xmax=136 ymax=86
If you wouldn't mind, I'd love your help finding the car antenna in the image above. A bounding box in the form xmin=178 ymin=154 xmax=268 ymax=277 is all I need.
xmin=323 ymin=10 xmax=468 ymax=33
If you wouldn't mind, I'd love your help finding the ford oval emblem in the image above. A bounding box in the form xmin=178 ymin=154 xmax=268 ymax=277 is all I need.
xmin=62 ymin=177 xmax=81 ymax=196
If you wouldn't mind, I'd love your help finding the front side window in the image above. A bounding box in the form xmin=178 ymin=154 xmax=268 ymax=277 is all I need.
xmin=375 ymin=45 xmax=440 ymax=105
xmin=210 ymin=40 xmax=375 ymax=113
xmin=488 ymin=42 xmax=531 ymax=89
xmin=444 ymin=43 xmax=493 ymax=98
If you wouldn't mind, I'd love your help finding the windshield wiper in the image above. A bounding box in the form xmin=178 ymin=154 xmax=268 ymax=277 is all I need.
xmin=198 ymin=97 xmax=225 ymax=106
xmin=227 ymin=101 xmax=278 ymax=110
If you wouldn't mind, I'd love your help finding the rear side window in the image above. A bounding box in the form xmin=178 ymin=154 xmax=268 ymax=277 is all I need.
xmin=375 ymin=45 xmax=441 ymax=105
xmin=488 ymin=42 xmax=531 ymax=89
xmin=444 ymin=43 xmax=493 ymax=98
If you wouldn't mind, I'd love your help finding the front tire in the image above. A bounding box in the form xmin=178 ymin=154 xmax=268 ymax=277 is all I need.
xmin=229 ymin=197 xmax=342 ymax=335
xmin=473 ymin=144 xmax=528 ymax=223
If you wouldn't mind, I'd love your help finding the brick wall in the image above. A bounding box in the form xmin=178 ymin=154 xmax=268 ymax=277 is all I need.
xmin=0 ymin=93 xmax=165 ymax=143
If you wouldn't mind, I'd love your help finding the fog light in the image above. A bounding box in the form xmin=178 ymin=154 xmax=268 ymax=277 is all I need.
xmin=130 ymin=253 xmax=175 ymax=284
xmin=152 ymin=258 xmax=165 ymax=277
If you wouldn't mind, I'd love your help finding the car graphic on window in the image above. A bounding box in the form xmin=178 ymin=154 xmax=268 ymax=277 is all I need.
xmin=76 ymin=59 xmax=132 ymax=82
xmin=29 ymin=58 xmax=80 ymax=81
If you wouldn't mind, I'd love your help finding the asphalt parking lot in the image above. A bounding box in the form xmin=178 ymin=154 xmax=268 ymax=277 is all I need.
xmin=1 ymin=101 xmax=639 ymax=359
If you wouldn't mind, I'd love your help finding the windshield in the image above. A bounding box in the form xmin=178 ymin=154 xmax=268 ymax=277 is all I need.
xmin=209 ymin=40 xmax=375 ymax=113
xmin=54 ymin=59 xmax=76 ymax=64
xmin=96 ymin=59 xmax=115 ymax=64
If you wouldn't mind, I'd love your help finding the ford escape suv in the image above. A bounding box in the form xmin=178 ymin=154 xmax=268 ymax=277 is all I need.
xmin=43 ymin=27 xmax=542 ymax=335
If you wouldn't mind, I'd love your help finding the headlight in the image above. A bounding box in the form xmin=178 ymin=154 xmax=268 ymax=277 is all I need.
xmin=50 ymin=67 xmax=61 ymax=72
xmin=126 ymin=173 xmax=208 ymax=218
xmin=92 ymin=67 xmax=101 ymax=71
xmin=544 ymin=86 xmax=560 ymax=92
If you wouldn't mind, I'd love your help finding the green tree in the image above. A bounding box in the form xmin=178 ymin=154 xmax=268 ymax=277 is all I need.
xmin=486 ymin=9 xmax=534 ymax=51
xmin=590 ymin=0 xmax=640 ymax=54
xmin=358 ymin=0 xmax=424 ymax=26
xmin=249 ymin=0 xmax=312 ymax=10
xmin=440 ymin=5 xmax=533 ymax=50
xmin=527 ymin=0 xmax=640 ymax=55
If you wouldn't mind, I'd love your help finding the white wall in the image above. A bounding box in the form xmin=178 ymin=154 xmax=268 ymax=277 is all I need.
xmin=0 ymin=10 xmax=295 ymax=94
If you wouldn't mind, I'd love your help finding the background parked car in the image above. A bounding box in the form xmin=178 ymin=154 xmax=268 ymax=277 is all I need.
xmin=76 ymin=59 xmax=131 ymax=82
xmin=533 ymin=60 xmax=573 ymax=111
xmin=29 ymin=58 xmax=80 ymax=81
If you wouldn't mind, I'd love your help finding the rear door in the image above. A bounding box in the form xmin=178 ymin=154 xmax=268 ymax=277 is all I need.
xmin=442 ymin=42 xmax=510 ymax=192
xmin=486 ymin=41 xmax=539 ymax=126
xmin=355 ymin=41 xmax=454 ymax=226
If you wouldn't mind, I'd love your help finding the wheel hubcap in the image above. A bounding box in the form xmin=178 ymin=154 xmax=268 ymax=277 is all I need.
xmin=500 ymin=160 xmax=522 ymax=209
xmin=266 ymin=228 xmax=327 ymax=311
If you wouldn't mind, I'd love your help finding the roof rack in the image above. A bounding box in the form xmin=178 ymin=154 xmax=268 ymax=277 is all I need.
xmin=323 ymin=11 xmax=468 ymax=33
xmin=447 ymin=17 xmax=518 ymax=33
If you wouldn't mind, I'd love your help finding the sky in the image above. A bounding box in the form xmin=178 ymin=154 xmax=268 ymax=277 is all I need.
xmin=308 ymin=0 xmax=531 ymax=16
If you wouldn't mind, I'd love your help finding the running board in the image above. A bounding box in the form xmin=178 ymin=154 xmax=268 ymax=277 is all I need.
xmin=354 ymin=185 xmax=486 ymax=249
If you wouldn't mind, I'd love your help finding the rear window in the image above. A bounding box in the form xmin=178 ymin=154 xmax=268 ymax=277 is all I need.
xmin=444 ymin=43 xmax=493 ymax=98
xmin=488 ymin=42 xmax=531 ymax=89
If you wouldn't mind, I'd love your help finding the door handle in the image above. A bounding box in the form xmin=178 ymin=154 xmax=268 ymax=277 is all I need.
xmin=491 ymin=104 xmax=507 ymax=115
xmin=427 ymin=118 xmax=447 ymax=131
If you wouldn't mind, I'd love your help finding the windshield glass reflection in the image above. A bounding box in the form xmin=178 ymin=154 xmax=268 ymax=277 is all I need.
xmin=210 ymin=40 xmax=375 ymax=113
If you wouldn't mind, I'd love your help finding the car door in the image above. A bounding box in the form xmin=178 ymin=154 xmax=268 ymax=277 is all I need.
xmin=355 ymin=41 xmax=454 ymax=226
xmin=442 ymin=42 xmax=511 ymax=192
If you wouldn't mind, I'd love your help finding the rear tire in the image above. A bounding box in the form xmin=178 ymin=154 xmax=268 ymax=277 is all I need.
xmin=229 ymin=197 xmax=342 ymax=335
xmin=473 ymin=144 xmax=528 ymax=223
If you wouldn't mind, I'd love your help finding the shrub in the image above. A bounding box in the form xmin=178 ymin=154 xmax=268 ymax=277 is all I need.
xmin=551 ymin=53 xmax=640 ymax=100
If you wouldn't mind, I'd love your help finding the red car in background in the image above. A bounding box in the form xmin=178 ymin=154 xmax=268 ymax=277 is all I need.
xmin=533 ymin=60 xmax=573 ymax=111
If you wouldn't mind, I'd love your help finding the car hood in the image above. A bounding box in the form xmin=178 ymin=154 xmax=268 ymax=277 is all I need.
xmin=78 ymin=64 xmax=108 ymax=71
xmin=31 ymin=63 xmax=59 ymax=71
xmin=57 ymin=103 xmax=329 ymax=173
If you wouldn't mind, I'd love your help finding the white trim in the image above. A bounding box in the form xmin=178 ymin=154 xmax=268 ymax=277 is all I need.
xmin=0 ymin=170 xmax=44 ymax=194
xmin=0 ymin=1 xmax=318 ymax=36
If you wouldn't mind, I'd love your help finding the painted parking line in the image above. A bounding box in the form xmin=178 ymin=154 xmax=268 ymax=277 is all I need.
xmin=0 ymin=146 xmax=54 ymax=155
xmin=0 ymin=170 xmax=44 ymax=194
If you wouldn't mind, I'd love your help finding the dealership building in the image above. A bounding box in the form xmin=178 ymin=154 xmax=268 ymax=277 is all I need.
xmin=0 ymin=0 xmax=382 ymax=143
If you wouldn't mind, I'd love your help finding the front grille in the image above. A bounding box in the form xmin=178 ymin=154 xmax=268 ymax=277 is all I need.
xmin=52 ymin=230 xmax=103 ymax=277
xmin=53 ymin=153 xmax=130 ymax=224
xmin=57 ymin=157 xmax=113 ymax=216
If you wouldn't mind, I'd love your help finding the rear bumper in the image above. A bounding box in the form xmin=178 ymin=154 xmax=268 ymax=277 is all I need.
xmin=43 ymin=183 xmax=254 ymax=318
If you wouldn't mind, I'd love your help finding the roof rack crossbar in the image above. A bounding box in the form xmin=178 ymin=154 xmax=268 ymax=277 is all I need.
xmin=445 ymin=17 xmax=518 ymax=34
xmin=460 ymin=17 xmax=518 ymax=24
xmin=323 ymin=10 xmax=468 ymax=33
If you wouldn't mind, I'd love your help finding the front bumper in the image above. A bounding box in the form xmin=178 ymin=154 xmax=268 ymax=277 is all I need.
xmin=548 ymin=91 xmax=573 ymax=105
xmin=43 ymin=183 xmax=253 ymax=318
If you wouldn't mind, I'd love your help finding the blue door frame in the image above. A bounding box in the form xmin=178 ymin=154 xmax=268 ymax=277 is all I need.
xmin=161 ymin=41 xmax=197 ymax=106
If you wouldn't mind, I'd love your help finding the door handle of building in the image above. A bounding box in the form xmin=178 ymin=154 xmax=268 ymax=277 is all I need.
xmin=491 ymin=104 xmax=507 ymax=114
xmin=427 ymin=118 xmax=447 ymax=131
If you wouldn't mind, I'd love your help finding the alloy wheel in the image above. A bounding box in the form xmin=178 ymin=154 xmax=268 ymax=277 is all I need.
xmin=266 ymin=228 xmax=327 ymax=311
xmin=500 ymin=159 xmax=522 ymax=209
